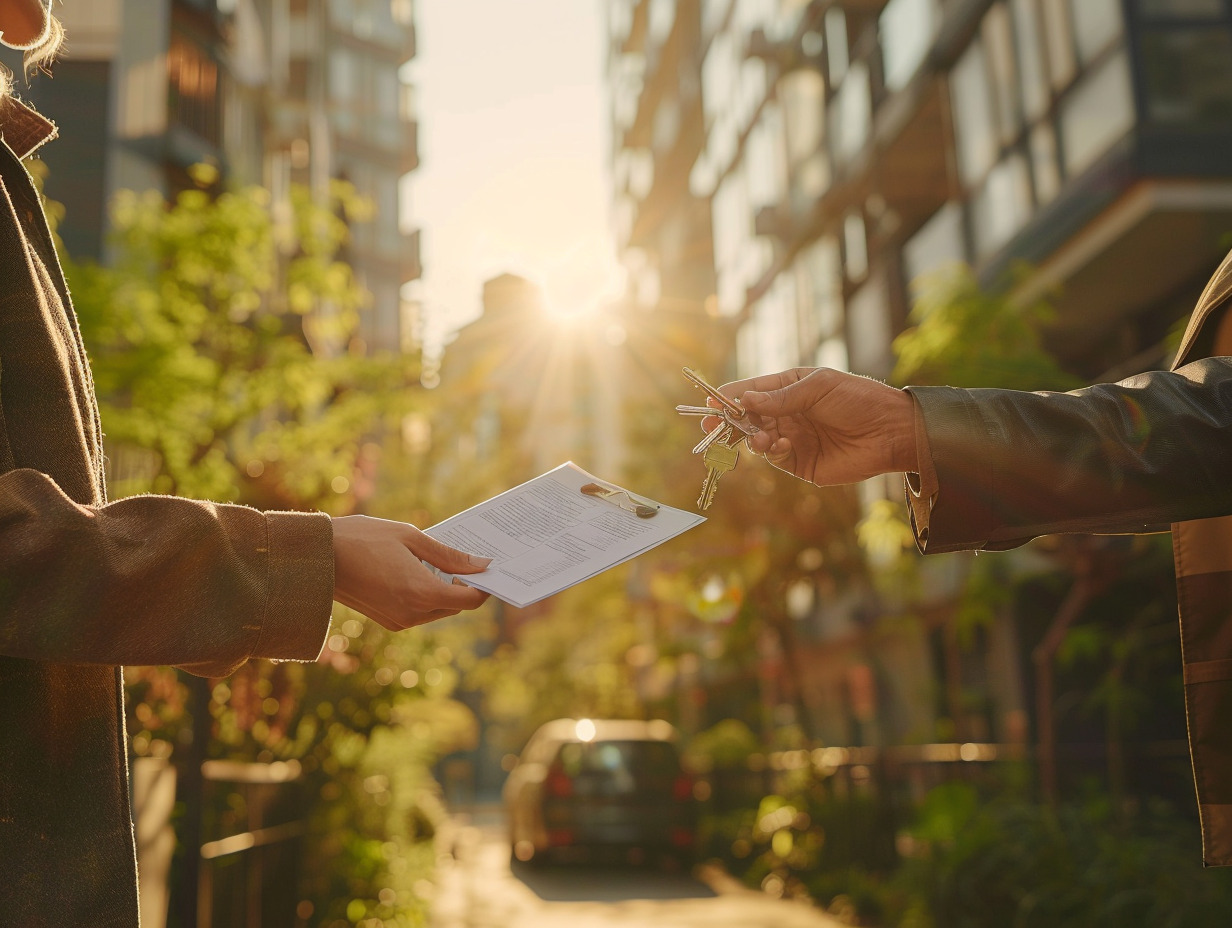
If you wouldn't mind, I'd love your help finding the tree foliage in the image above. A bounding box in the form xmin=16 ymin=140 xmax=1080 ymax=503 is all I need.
xmin=68 ymin=172 xmax=413 ymax=510
xmin=892 ymin=264 xmax=1080 ymax=392
xmin=58 ymin=172 xmax=468 ymax=925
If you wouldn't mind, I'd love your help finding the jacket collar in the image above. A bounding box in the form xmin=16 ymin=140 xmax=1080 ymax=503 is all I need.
xmin=1173 ymin=247 xmax=1232 ymax=370
xmin=0 ymin=95 xmax=57 ymax=160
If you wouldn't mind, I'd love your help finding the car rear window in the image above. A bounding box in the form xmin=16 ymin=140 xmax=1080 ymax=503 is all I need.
xmin=555 ymin=740 xmax=681 ymax=795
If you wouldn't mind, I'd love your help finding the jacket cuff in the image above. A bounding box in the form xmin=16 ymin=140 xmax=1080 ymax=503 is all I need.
xmin=905 ymin=385 xmax=1003 ymax=553
xmin=253 ymin=511 xmax=334 ymax=662
xmin=904 ymin=393 xmax=938 ymax=551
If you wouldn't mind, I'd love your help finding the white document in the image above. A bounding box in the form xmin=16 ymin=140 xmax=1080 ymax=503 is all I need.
xmin=425 ymin=462 xmax=705 ymax=608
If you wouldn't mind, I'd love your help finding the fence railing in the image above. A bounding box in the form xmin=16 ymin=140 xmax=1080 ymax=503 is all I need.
xmin=195 ymin=759 xmax=307 ymax=928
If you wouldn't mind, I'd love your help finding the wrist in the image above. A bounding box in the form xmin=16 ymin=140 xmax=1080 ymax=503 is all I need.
xmin=885 ymin=388 xmax=920 ymax=474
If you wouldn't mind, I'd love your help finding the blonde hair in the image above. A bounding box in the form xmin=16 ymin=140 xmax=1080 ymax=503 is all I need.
xmin=1 ymin=12 xmax=65 ymax=99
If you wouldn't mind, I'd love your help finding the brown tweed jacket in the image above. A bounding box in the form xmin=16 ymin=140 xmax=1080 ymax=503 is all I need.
xmin=0 ymin=99 xmax=336 ymax=924
xmin=908 ymin=247 xmax=1232 ymax=865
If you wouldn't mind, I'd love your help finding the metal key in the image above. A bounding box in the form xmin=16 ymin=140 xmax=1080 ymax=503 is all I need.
xmin=682 ymin=367 xmax=745 ymax=417
xmin=692 ymin=421 xmax=732 ymax=455
xmin=679 ymin=368 xmax=759 ymax=438
xmin=698 ymin=438 xmax=739 ymax=510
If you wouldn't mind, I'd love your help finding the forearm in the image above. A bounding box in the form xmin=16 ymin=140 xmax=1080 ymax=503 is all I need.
xmin=907 ymin=357 xmax=1232 ymax=553
xmin=0 ymin=468 xmax=334 ymax=674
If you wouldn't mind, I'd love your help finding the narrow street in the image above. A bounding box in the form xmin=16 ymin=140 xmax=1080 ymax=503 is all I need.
xmin=428 ymin=808 xmax=845 ymax=928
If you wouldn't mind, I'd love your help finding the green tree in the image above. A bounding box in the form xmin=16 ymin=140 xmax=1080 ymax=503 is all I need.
xmin=62 ymin=171 xmax=462 ymax=925
xmin=893 ymin=263 xmax=1080 ymax=392
xmin=69 ymin=169 xmax=413 ymax=510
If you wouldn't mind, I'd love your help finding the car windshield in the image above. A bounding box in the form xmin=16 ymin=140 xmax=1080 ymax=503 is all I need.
xmin=555 ymin=740 xmax=680 ymax=796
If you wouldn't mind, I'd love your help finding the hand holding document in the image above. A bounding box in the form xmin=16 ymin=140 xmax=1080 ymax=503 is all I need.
xmin=425 ymin=463 xmax=705 ymax=608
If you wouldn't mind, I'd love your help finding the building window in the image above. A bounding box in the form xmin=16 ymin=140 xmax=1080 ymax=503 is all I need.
xmin=830 ymin=61 xmax=871 ymax=165
xmin=971 ymin=153 xmax=1031 ymax=259
xmin=1059 ymin=47 xmax=1134 ymax=177
xmin=950 ymin=37 xmax=998 ymax=187
xmin=737 ymin=318 xmax=761 ymax=380
xmin=1030 ymin=123 xmax=1061 ymax=204
xmin=1138 ymin=25 xmax=1232 ymax=125
xmin=816 ymin=336 xmax=849 ymax=372
xmin=881 ymin=0 xmax=938 ymax=93
xmin=844 ymin=212 xmax=869 ymax=281
xmin=765 ymin=274 xmax=801 ymax=370
xmin=167 ymin=30 xmax=220 ymax=145
xmin=779 ymin=70 xmax=830 ymax=211
xmin=713 ymin=171 xmax=757 ymax=316
xmin=903 ymin=202 xmax=966 ymax=285
xmin=649 ymin=0 xmax=677 ymax=48
xmin=746 ymin=104 xmax=787 ymax=211
xmin=846 ymin=271 xmax=892 ymax=378
xmin=739 ymin=276 xmax=802 ymax=375
xmin=795 ymin=236 xmax=843 ymax=357
xmin=1011 ymin=0 xmax=1050 ymax=121
xmin=702 ymin=0 xmax=728 ymax=36
xmin=1138 ymin=0 xmax=1226 ymax=14
xmin=1041 ymin=0 xmax=1077 ymax=89
xmin=983 ymin=4 xmax=1021 ymax=145
xmin=1072 ymin=0 xmax=1124 ymax=64
xmin=826 ymin=6 xmax=849 ymax=87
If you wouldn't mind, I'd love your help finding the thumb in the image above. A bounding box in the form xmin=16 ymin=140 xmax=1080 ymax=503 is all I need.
xmin=405 ymin=530 xmax=492 ymax=575
xmin=741 ymin=381 xmax=819 ymax=417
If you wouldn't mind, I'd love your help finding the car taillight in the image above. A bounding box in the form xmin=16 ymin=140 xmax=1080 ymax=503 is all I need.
xmin=545 ymin=762 xmax=573 ymax=798
xmin=670 ymin=826 xmax=695 ymax=848
xmin=546 ymin=828 xmax=575 ymax=847
xmin=672 ymin=773 xmax=694 ymax=802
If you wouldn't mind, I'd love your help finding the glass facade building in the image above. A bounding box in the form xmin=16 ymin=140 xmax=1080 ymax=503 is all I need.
xmin=8 ymin=0 xmax=422 ymax=355
xmin=608 ymin=0 xmax=1232 ymax=385
xmin=604 ymin=0 xmax=1232 ymax=755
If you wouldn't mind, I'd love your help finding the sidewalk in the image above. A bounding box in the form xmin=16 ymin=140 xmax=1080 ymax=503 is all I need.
xmin=429 ymin=805 xmax=845 ymax=928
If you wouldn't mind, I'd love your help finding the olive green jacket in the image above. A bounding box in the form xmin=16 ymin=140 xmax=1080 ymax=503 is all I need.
xmin=0 ymin=98 xmax=335 ymax=925
xmin=907 ymin=247 xmax=1232 ymax=865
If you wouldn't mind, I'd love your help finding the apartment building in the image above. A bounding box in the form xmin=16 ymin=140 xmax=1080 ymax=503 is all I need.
xmin=607 ymin=0 xmax=729 ymax=381
xmin=606 ymin=0 xmax=1232 ymax=753
xmin=265 ymin=0 xmax=422 ymax=354
xmin=691 ymin=0 xmax=1232 ymax=384
xmin=8 ymin=0 xmax=421 ymax=353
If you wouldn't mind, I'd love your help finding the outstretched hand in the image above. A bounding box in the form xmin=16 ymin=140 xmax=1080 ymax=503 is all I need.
xmin=332 ymin=515 xmax=491 ymax=631
xmin=701 ymin=368 xmax=918 ymax=487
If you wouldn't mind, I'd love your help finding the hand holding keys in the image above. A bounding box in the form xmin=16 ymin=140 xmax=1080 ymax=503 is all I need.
xmin=676 ymin=367 xmax=758 ymax=510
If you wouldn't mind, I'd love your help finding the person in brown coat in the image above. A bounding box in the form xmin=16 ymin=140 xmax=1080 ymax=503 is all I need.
xmin=708 ymin=249 xmax=1232 ymax=866
xmin=0 ymin=3 xmax=491 ymax=923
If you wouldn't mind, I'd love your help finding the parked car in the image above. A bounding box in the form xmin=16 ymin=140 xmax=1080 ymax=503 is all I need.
xmin=503 ymin=718 xmax=697 ymax=867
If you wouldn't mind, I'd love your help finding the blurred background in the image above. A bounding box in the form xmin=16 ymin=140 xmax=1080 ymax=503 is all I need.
xmin=8 ymin=0 xmax=1232 ymax=925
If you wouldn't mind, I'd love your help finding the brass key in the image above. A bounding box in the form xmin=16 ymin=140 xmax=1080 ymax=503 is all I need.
xmin=698 ymin=438 xmax=739 ymax=510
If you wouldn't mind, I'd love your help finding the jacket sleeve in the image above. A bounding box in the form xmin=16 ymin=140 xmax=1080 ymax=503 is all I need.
xmin=0 ymin=467 xmax=334 ymax=676
xmin=905 ymin=356 xmax=1232 ymax=554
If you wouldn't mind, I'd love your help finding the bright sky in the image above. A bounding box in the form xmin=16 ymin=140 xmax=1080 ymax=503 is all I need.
xmin=404 ymin=0 xmax=622 ymax=355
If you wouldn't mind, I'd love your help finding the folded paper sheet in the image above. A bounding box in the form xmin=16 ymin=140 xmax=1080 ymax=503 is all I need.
xmin=425 ymin=462 xmax=705 ymax=608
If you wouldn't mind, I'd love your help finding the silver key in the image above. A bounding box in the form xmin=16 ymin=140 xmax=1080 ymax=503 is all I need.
xmin=693 ymin=421 xmax=731 ymax=455
xmin=698 ymin=438 xmax=739 ymax=510
xmin=682 ymin=367 xmax=745 ymax=418
xmin=679 ymin=369 xmax=760 ymax=438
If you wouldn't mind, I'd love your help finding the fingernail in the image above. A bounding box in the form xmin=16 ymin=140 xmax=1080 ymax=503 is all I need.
xmin=469 ymin=554 xmax=492 ymax=568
